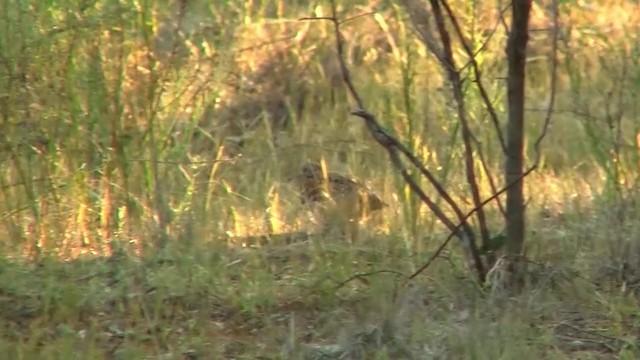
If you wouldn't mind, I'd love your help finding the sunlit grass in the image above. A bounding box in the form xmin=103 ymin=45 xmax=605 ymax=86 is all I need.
xmin=0 ymin=0 xmax=639 ymax=358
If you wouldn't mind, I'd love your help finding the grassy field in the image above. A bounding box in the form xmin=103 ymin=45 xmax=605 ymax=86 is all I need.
xmin=1 ymin=0 xmax=640 ymax=358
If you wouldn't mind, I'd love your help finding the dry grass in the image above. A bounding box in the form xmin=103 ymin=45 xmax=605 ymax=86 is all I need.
xmin=0 ymin=0 xmax=639 ymax=358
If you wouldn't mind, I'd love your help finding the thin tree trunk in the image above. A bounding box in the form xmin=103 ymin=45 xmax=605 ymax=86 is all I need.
xmin=505 ymin=1 xmax=532 ymax=260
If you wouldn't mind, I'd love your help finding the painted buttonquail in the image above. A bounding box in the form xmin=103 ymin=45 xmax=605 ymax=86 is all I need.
xmin=294 ymin=162 xmax=386 ymax=212
xmin=288 ymin=162 xmax=387 ymax=241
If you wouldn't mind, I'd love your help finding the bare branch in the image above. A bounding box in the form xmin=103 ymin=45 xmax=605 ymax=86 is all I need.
xmin=335 ymin=269 xmax=407 ymax=290
xmin=330 ymin=1 xmax=364 ymax=109
xmin=439 ymin=0 xmax=507 ymax=153
xmin=436 ymin=0 xmax=509 ymax=221
xmin=497 ymin=0 xmax=512 ymax=38
xmin=299 ymin=4 xmax=365 ymax=108
xmin=424 ymin=0 xmax=491 ymax=267
xmin=532 ymin=0 xmax=559 ymax=166
xmin=470 ymin=135 xmax=506 ymax=216
xmin=351 ymin=109 xmax=462 ymax=236
xmin=299 ymin=11 xmax=376 ymax=25
xmin=409 ymin=162 xmax=537 ymax=280
xmin=459 ymin=4 xmax=511 ymax=72
xmin=351 ymin=109 xmax=474 ymax=226
xmin=400 ymin=0 xmax=446 ymax=64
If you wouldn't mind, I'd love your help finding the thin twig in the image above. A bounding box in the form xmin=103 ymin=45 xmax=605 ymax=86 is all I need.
xmin=498 ymin=0 xmax=511 ymax=38
xmin=459 ymin=4 xmax=511 ymax=72
xmin=351 ymin=110 xmax=463 ymax=235
xmin=299 ymin=11 xmax=376 ymax=25
xmin=470 ymin=135 xmax=506 ymax=216
xmin=427 ymin=0 xmax=489 ymax=274
xmin=335 ymin=269 xmax=407 ymax=290
xmin=439 ymin=0 xmax=507 ymax=153
xmin=532 ymin=0 xmax=559 ymax=166
xmin=351 ymin=109 xmax=475 ymax=238
xmin=408 ymin=162 xmax=537 ymax=280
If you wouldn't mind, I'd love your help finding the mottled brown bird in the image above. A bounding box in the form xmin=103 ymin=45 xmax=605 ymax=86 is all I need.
xmin=296 ymin=162 xmax=386 ymax=210
xmin=288 ymin=161 xmax=387 ymax=241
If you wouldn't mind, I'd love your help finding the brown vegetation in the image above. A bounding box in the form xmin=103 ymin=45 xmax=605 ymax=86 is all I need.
xmin=1 ymin=0 xmax=640 ymax=358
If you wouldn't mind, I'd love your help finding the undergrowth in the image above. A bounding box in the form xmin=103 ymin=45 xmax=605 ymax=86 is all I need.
xmin=0 ymin=0 xmax=639 ymax=358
